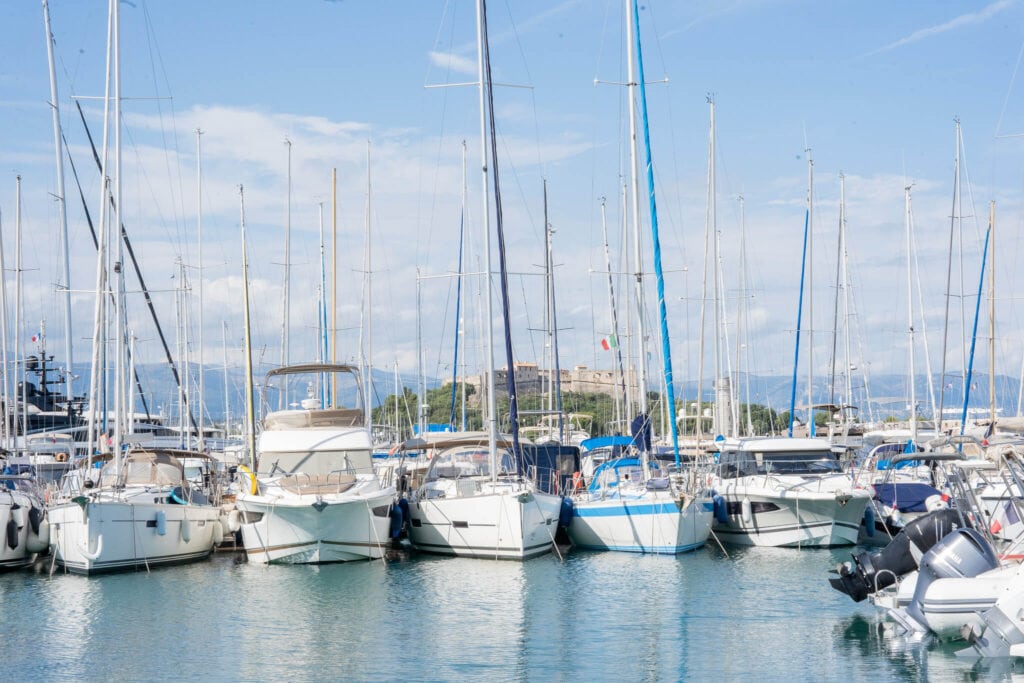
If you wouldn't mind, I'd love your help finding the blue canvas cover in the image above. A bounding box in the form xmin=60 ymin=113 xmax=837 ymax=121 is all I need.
xmin=873 ymin=482 xmax=942 ymax=513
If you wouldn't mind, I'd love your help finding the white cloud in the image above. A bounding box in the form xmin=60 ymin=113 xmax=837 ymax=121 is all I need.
xmin=864 ymin=0 xmax=1015 ymax=57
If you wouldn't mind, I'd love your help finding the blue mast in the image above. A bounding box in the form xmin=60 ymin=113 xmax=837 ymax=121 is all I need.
xmin=632 ymin=0 xmax=680 ymax=468
xmin=448 ymin=210 xmax=465 ymax=429
xmin=788 ymin=209 xmax=810 ymax=437
xmin=959 ymin=218 xmax=991 ymax=436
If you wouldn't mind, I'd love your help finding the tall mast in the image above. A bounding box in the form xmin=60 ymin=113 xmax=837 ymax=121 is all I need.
xmin=988 ymin=201 xmax=996 ymax=427
xmin=279 ymin=138 xmax=292 ymax=407
xmin=416 ymin=268 xmax=425 ymax=436
xmin=43 ymin=0 xmax=73 ymax=401
xmin=625 ymin=0 xmax=647 ymax=419
xmin=196 ymin=128 xmax=205 ymax=450
xmin=222 ymin=320 xmax=230 ymax=435
xmin=112 ymin=0 xmax=125 ymax=457
xmin=709 ymin=98 xmax=724 ymax=438
xmin=905 ymin=186 xmax=917 ymax=446
xmin=85 ymin=0 xmax=114 ymax=456
xmin=806 ymin=152 xmax=814 ymax=437
xmin=600 ymin=197 xmax=627 ymax=427
xmin=362 ymin=141 xmax=373 ymax=430
xmin=696 ymin=100 xmax=713 ymax=443
xmin=840 ymin=175 xmax=853 ymax=417
xmin=475 ymin=0 xmax=498 ymax=470
xmin=240 ymin=186 xmax=257 ymax=470
xmin=449 ymin=141 xmax=468 ymax=429
xmin=630 ymin=0 xmax=680 ymax=465
xmin=318 ymin=202 xmax=328 ymax=405
xmin=14 ymin=177 xmax=25 ymax=440
xmin=937 ymin=121 xmax=960 ymax=430
xmin=331 ymin=167 xmax=337 ymax=402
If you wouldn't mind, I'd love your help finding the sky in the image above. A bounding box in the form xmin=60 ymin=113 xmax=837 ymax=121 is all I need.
xmin=2 ymin=0 xmax=1024 ymax=414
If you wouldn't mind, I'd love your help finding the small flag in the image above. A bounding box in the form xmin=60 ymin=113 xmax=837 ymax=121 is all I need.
xmin=600 ymin=334 xmax=617 ymax=351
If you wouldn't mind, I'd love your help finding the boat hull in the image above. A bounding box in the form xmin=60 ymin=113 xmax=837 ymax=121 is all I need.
xmin=48 ymin=499 xmax=220 ymax=574
xmin=408 ymin=487 xmax=562 ymax=560
xmin=712 ymin=487 xmax=870 ymax=547
xmin=236 ymin=488 xmax=395 ymax=564
xmin=568 ymin=493 xmax=713 ymax=554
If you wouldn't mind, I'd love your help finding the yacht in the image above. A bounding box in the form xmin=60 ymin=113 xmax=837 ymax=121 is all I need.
xmin=232 ymin=364 xmax=395 ymax=564
xmin=711 ymin=437 xmax=871 ymax=547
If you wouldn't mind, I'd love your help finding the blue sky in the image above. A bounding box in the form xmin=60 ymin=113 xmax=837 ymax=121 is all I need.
xmin=2 ymin=1 xmax=1024 ymax=413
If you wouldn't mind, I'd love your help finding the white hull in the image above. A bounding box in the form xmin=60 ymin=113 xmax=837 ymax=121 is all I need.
xmin=48 ymin=499 xmax=221 ymax=574
xmin=712 ymin=485 xmax=870 ymax=547
xmin=408 ymin=483 xmax=562 ymax=560
xmin=236 ymin=482 xmax=395 ymax=564
xmin=569 ymin=492 xmax=713 ymax=554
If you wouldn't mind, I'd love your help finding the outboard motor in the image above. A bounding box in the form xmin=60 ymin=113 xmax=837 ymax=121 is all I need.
xmin=830 ymin=508 xmax=962 ymax=602
xmin=904 ymin=527 xmax=1000 ymax=630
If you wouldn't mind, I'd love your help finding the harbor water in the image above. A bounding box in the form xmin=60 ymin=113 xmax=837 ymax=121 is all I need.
xmin=4 ymin=544 xmax=1024 ymax=681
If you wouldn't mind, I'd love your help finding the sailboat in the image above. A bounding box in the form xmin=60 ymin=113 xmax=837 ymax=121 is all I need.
xmin=46 ymin=0 xmax=223 ymax=573
xmin=405 ymin=0 xmax=563 ymax=561
xmin=566 ymin=0 xmax=714 ymax=555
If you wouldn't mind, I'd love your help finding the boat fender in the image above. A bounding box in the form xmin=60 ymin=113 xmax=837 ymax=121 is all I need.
xmin=6 ymin=516 xmax=18 ymax=549
xmin=180 ymin=512 xmax=192 ymax=544
xmin=211 ymin=519 xmax=224 ymax=545
xmin=712 ymin=494 xmax=729 ymax=524
xmin=238 ymin=465 xmax=258 ymax=496
xmin=388 ymin=504 xmax=403 ymax=539
xmin=28 ymin=506 xmax=42 ymax=535
xmin=862 ymin=504 xmax=875 ymax=538
xmin=26 ymin=517 xmax=49 ymax=554
xmin=11 ymin=501 xmax=25 ymax=529
xmin=155 ymin=510 xmax=167 ymax=536
xmin=741 ymin=498 xmax=753 ymax=525
xmin=559 ymin=497 xmax=574 ymax=528
xmin=80 ymin=534 xmax=103 ymax=560
xmin=226 ymin=509 xmax=241 ymax=533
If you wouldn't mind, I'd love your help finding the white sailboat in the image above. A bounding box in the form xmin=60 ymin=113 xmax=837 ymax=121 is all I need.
xmin=567 ymin=0 xmax=713 ymax=555
xmin=47 ymin=0 xmax=222 ymax=574
xmin=233 ymin=364 xmax=395 ymax=563
xmin=405 ymin=0 xmax=563 ymax=561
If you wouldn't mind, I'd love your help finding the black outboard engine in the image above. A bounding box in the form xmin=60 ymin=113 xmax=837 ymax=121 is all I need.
xmin=829 ymin=508 xmax=962 ymax=602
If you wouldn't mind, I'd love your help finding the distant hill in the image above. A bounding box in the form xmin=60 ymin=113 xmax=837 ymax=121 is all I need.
xmin=50 ymin=360 xmax=1020 ymax=425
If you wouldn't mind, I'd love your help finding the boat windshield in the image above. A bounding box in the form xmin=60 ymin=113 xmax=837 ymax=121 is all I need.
xmin=429 ymin=447 xmax=516 ymax=479
xmin=721 ymin=449 xmax=841 ymax=477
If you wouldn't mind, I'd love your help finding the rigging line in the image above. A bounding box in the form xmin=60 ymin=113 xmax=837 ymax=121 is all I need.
xmin=141 ymin=0 xmax=187 ymax=251
xmin=62 ymin=128 xmax=152 ymax=419
xmin=995 ymin=38 xmax=1024 ymax=139
xmin=75 ymin=99 xmax=195 ymax=430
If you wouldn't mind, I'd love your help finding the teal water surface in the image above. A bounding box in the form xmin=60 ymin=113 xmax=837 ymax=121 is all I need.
xmin=3 ymin=545 xmax=1023 ymax=681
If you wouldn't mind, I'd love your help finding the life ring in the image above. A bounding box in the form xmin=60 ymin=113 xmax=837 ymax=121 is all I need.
xmin=54 ymin=452 xmax=68 ymax=463
xmin=238 ymin=464 xmax=258 ymax=496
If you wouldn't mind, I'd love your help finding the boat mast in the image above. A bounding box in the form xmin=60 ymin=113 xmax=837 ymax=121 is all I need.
xmin=475 ymin=0 xmax=499 ymax=475
xmin=806 ymin=152 xmax=814 ymax=437
xmin=416 ymin=268 xmax=426 ymax=436
xmin=625 ymin=0 xmax=648 ymax=425
xmin=599 ymin=197 xmax=628 ymax=428
xmin=988 ymin=201 xmax=996 ymax=428
xmin=362 ymin=141 xmax=373 ymax=431
xmin=331 ymin=167 xmax=337 ymax=403
xmin=43 ymin=0 xmax=74 ymax=403
xmin=630 ymin=0 xmax=681 ymax=466
xmin=840 ymin=175 xmax=854 ymax=421
xmin=960 ymin=205 xmax=992 ymax=435
xmin=937 ymin=121 xmax=959 ymax=431
xmin=318 ymin=202 xmax=328 ymax=405
xmin=14 ymin=177 xmax=25 ymax=441
xmin=905 ymin=186 xmax=917 ymax=447
xmin=279 ymin=138 xmax=292 ymax=408
xmin=448 ymin=141 xmax=467 ymax=429
xmin=787 ymin=159 xmax=811 ymax=438
xmin=196 ymin=128 xmax=205 ymax=450
xmin=222 ymin=320 xmax=230 ymax=435
xmin=240 ymin=186 xmax=257 ymax=470
xmin=112 ymin=0 xmax=126 ymax=458
xmin=86 ymin=0 xmax=114 ymax=458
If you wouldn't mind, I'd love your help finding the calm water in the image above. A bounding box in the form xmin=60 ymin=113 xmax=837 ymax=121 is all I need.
xmin=3 ymin=544 xmax=1023 ymax=682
